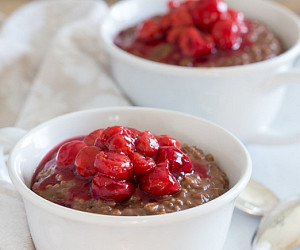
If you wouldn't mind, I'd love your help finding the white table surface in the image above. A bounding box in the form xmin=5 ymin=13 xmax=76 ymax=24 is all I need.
xmin=224 ymin=78 xmax=300 ymax=249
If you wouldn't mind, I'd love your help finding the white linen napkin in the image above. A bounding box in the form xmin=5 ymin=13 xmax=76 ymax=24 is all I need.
xmin=0 ymin=148 xmax=34 ymax=250
xmin=0 ymin=1 xmax=130 ymax=249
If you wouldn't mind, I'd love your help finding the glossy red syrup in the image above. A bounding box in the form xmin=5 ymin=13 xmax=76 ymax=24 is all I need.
xmin=113 ymin=0 xmax=257 ymax=67
xmin=31 ymin=127 xmax=211 ymax=205
xmin=114 ymin=21 xmax=254 ymax=67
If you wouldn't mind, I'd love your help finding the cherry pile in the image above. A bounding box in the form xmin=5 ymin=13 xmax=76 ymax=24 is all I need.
xmin=135 ymin=0 xmax=248 ymax=56
xmin=55 ymin=126 xmax=193 ymax=202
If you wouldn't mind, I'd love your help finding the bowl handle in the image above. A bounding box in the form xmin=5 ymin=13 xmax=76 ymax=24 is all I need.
xmin=248 ymin=69 xmax=300 ymax=145
xmin=247 ymin=129 xmax=300 ymax=145
xmin=267 ymin=69 xmax=300 ymax=89
xmin=0 ymin=127 xmax=27 ymax=154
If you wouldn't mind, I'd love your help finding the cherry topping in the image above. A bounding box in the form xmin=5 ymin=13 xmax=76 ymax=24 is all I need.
xmin=160 ymin=14 xmax=172 ymax=31
xmin=107 ymin=134 xmax=135 ymax=154
xmin=121 ymin=0 xmax=252 ymax=67
xmin=94 ymin=151 xmax=133 ymax=181
xmin=91 ymin=174 xmax=135 ymax=202
xmin=53 ymin=125 xmax=197 ymax=203
xmin=156 ymin=146 xmax=192 ymax=175
xmin=56 ymin=141 xmax=87 ymax=167
xmin=127 ymin=127 xmax=140 ymax=138
xmin=155 ymin=135 xmax=181 ymax=149
xmin=211 ymin=18 xmax=242 ymax=50
xmin=135 ymin=19 xmax=163 ymax=42
xmin=169 ymin=7 xmax=193 ymax=28
xmin=96 ymin=126 xmax=124 ymax=148
xmin=191 ymin=0 xmax=228 ymax=30
xmin=192 ymin=160 xmax=210 ymax=179
xmin=135 ymin=131 xmax=159 ymax=157
xmin=166 ymin=26 xmax=186 ymax=44
xmin=178 ymin=27 xmax=215 ymax=56
xmin=74 ymin=146 xmax=101 ymax=177
xmin=168 ymin=0 xmax=184 ymax=9
xmin=83 ymin=129 xmax=104 ymax=146
xmin=222 ymin=8 xmax=248 ymax=34
xmin=130 ymin=152 xmax=156 ymax=176
xmin=96 ymin=126 xmax=136 ymax=154
xmin=162 ymin=2 xmax=194 ymax=32
xmin=168 ymin=0 xmax=194 ymax=10
xmin=140 ymin=161 xmax=180 ymax=196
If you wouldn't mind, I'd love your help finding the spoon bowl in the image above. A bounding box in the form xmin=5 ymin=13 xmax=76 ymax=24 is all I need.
xmin=236 ymin=178 xmax=300 ymax=249
xmin=236 ymin=179 xmax=279 ymax=216
xmin=252 ymin=195 xmax=300 ymax=249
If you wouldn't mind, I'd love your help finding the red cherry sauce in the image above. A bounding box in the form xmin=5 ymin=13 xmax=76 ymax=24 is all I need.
xmin=32 ymin=137 xmax=211 ymax=205
xmin=192 ymin=160 xmax=210 ymax=179
xmin=114 ymin=20 xmax=254 ymax=67
xmin=31 ymin=136 xmax=93 ymax=205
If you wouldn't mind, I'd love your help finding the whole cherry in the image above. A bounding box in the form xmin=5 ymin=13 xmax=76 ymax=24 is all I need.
xmin=211 ymin=18 xmax=242 ymax=50
xmin=56 ymin=140 xmax=87 ymax=167
xmin=94 ymin=151 xmax=134 ymax=181
xmin=74 ymin=146 xmax=101 ymax=177
xmin=136 ymin=19 xmax=164 ymax=42
xmin=91 ymin=174 xmax=135 ymax=202
xmin=135 ymin=130 xmax=159 ymax=157
xmin=178 ymin=27 xmax=215 ymax=56
xmin=139 ymin=161 xmax=181 ymax=196
xmin=191 ymin=0 xmax=228 ymax=30
xmin=156 ymin=146 xmax=192 ymax=175
xmin=130 ymin=152 xmax=156 ymax=176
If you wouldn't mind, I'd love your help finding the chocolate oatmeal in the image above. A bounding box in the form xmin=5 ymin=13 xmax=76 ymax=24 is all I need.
xmin=31 ymin=126 xmax=229 ymax=216
xmin=113 ymin=1 xmax=283 ymax=67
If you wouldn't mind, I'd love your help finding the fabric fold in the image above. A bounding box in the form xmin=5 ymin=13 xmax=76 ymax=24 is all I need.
xmin=0 ymin=1 xmax=129 ymax=249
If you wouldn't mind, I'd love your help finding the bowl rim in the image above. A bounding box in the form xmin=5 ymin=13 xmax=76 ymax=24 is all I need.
xmin=100 ymin=0 xmax=300 ymax=75
xmin=8 ymin=107 xmax=252 ymax=226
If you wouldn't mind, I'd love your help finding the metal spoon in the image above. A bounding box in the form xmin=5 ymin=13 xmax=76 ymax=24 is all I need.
xmin=236 ymin=179 xmax=300 ymax=249
xmin=252 ymin=195 xmax=300 ymax=250
xmin=236 ymin=178 xmax=279 ymax=216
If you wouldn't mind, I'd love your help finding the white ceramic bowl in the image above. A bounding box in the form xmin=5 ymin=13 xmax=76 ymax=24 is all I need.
xmin=100 ymin=0 xmax=300 ymax=142
xmin=8 ymin=107 xmax=251 ymax=250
